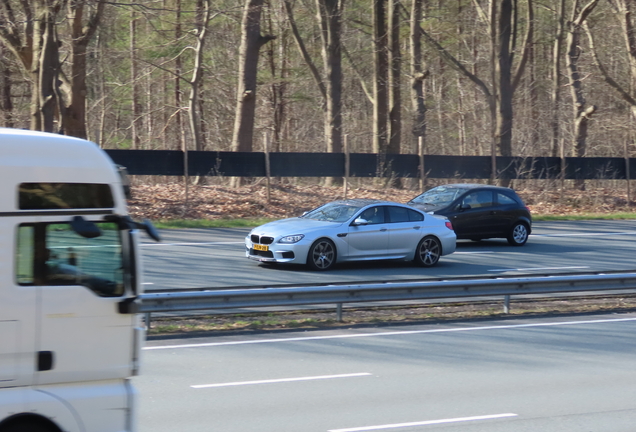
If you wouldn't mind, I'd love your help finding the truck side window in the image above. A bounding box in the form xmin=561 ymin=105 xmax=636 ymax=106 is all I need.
xmin=16 ymin=226 xmax=35 ymax=285
xmin=15 ymin=222 xmax=125 ymax=297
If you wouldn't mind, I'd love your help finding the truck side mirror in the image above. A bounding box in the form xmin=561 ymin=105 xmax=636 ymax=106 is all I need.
xmin=71 ymin=216 xmax=102 ymax=238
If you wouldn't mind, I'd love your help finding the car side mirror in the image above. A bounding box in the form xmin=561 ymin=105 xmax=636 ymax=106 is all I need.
xmin=352 ymin=218 xmax=369 ymax=226
xmin=460 ymin=203 xmax=471 ymax=211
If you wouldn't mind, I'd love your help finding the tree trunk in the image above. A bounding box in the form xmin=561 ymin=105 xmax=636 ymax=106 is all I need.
xmin=175 ymin=0 xmax=184 ymax=152
xmin=188 ymin=0 xmax=210 ymax=154
xmin=62 ymin=1 xmax=105 ymax=139
xmin=38 ymin=6 xmax=61 ymax=133
xmin=130 ymin=10 xmax=141 ymax=149
xmin=373 ymin=0 xmax=389 ymax=181
xmin=551 ymin=0 xmax=566 ymax=157
xmin=387 ymin=0 xmax=401 ymax=156
xmin=231 ymin=0 xmax=276 ymax=153
xmin=317 ymin=0 xmax=344 ymax=156
xmin=496 ymin=0 xmax=513 ymax=159
xmin=409 ymin=0 xmax=427 ymax=155
xmin=567 ymin=0 xmax=600 ymax=190
xmin=1 ymin=45 xmax=14 ymax=127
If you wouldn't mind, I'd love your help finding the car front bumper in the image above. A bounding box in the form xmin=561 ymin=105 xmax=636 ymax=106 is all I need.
xmin=245 ymin=237 xmax=310 ymax=265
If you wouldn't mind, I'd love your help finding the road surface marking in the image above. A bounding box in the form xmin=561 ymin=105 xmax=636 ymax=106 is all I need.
xmin=144 ymin=316 xmax=636 ymax=350
xmin=192 ymin=372 xmax=371 ymax=389
xmin=532 ymin=231 xmax=636 ymax=237
xmin=141 ymin=241 xmax=243 ymax=247
xmin=488 ymin=266 xmax=589 ymax=272
xmin=328 ymin=413 xmax=518 ymax=431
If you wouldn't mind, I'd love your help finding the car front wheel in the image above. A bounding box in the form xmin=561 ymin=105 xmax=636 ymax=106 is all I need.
xmin=307 ymin=238 xmax=336 ymax=270
xmin=414 ymin=236 xmax=441 ymax=267
xmin=507 ymin=222 xmax=529 ymax=246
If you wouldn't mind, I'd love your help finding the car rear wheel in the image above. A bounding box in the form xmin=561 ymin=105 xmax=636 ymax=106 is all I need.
xmin=414 ymin=236 xmax=441 ymax=267
xmin=307 ymin=238 xmax=336 ymax=270
xmin=507 ymin=222 xmax=529 ymax=246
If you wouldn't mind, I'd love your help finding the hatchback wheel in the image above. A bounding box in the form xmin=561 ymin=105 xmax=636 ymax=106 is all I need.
xmin=414 ymin=236 xmax=441 ymax=267
xmin=507 ymin=222 xmax=529 ymax=246
xmin=307 ymin=238 xmax=336 ymax=270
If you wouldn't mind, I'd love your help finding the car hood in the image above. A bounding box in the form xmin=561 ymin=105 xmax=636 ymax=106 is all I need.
xmin=409 ymin=202 xmax=445 ymax=213
xmin=250 ymin=217 xmax=344 ymax=237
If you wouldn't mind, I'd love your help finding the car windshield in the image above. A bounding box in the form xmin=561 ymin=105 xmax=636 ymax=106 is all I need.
xmin=301 ymin=202 xmax=365 ymax=222
xmin=410 ymin=186 xmax=469 ymax=206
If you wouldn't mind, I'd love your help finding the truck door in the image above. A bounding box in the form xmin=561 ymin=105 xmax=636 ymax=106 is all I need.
xmin=5 ymin=225 xmax=41 ymax=387
xmin=30 ymin=221 xmax=136 ymax=385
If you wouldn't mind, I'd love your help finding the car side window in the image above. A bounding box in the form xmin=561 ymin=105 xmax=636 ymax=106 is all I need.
xmin=462 ymin=191 xmax=493 ymax=209
xmin=497 ymin=192 xmax=516 ymax=205
xmin=408 ymin=209 xmax=424 ymax=221
xmin=387 ymin=206 xmax=410 ymax=223
xmin=359 ymin=206 xmax=386 ymax=224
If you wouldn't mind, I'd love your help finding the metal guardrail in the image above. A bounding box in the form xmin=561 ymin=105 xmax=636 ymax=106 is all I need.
xmin=134 ymin=273 xmax=636 ymax=318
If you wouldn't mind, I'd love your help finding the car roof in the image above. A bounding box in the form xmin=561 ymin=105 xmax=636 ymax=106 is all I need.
xmin=434 ymin=183 xmax=516 ymax=193
xmin=331 ymin=199 xmax=396 ymax=206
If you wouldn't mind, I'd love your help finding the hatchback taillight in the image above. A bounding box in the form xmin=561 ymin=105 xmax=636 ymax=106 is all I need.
xmin=445 ymin=221 xmax=453 ymax=230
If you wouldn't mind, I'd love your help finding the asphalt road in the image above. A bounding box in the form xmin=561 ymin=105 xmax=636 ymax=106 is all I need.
xmin=139 ymin=220 xmax=636 ymax=290
xmin=136 ymin=313 xmax=636 ymax=432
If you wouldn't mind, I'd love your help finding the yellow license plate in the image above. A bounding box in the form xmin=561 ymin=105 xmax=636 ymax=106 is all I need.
xmin=254 ymin=244 xmax=269 ymax=252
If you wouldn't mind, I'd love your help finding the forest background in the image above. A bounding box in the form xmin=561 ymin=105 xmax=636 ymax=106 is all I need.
xmin=2 ymin=0 xmax=636 ymax=221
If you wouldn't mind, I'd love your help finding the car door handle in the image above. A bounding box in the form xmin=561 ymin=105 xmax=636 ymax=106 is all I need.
xmin=413 ymin=226 xmax=421 ymax=229
xmin=380 ymin=228 xmax=387 ymax=232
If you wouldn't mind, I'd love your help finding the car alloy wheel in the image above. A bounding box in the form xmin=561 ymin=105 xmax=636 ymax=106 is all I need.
xmin=307 ymin=238 xmax=336 ymax=270
xmin=415 ymin=236 xmax=441 ymax=267
xmin=508 ymin=222 xmax=529 ymax=246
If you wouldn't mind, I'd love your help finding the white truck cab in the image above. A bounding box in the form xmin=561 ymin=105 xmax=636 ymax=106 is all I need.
xmin=0 ymin=128 xmax=158 ymax=432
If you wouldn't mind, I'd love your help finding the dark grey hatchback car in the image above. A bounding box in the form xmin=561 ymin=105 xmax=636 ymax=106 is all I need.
xmin=407 ymin=184 xmax=532 ymax=246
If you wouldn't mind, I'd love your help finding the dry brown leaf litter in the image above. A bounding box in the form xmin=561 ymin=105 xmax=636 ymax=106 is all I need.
xmin=128 ymin=182 xmax=635 ymax=221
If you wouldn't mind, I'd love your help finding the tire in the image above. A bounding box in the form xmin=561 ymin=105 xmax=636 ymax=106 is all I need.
xmin=2 ymin=421 xmax=56 ymax=432
xmin=414 ymin=236 xmax=441 ymax=267
xmin=507 ymin=222 xmax=529 ymax=246
xmin=307 ymin=238 xmax=336 ymax=270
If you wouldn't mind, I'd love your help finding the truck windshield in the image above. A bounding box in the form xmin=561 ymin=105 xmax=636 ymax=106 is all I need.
xmin=16 ymin=222 xmax=125 ymax=297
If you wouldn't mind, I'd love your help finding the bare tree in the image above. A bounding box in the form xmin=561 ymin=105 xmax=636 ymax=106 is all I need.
xmin=566 ymin=0 xmax=599 ymax=190
xmin=551 ymin=0 xmax=566 ymax=157
xmin=409 ymin=0 xmax=532 ymax=183
xmin=387 ymin=0 xmax=401 ymax=156
xmin=1 ymin=42 xmax=14 ymax=127
xmin=130 ymin=8 xmax=141 ymax=149
xmin=316 ymin=0 xmax=344 ymax=158
xmin=188 ymin=0 xmax=213 ymax=153
xmin=409 ymin=0 xmax=427 ymax=154
xmin=585 ymin=0 xmax=636 ymax=118
xmin=0 ymin=0 xmax=104 ymax=136
xmin=62 ymin=0 xmax=106 ymax=138
xmin=283 ymin=0 xmax=343 ymax=184
xmin=585 ymin=0 xmax=636 ymax=200
xmin=373 ymin=0 xmax=389 ymax=158
xmin=231 ymin=0 xmax=276 ymax=154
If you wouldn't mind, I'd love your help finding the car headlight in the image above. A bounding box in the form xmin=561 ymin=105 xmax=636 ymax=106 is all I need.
xmin=279 ymin=234 xmax=305 ymax=244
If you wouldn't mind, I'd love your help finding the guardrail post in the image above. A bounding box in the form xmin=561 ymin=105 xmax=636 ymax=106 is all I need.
xmin=144 ymin=312 xmax=152 ymax=329
xmin=503 ymin=295 xmax=510 ymax=314
xmin=336 ymin=303 xmax=343 ymax=322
